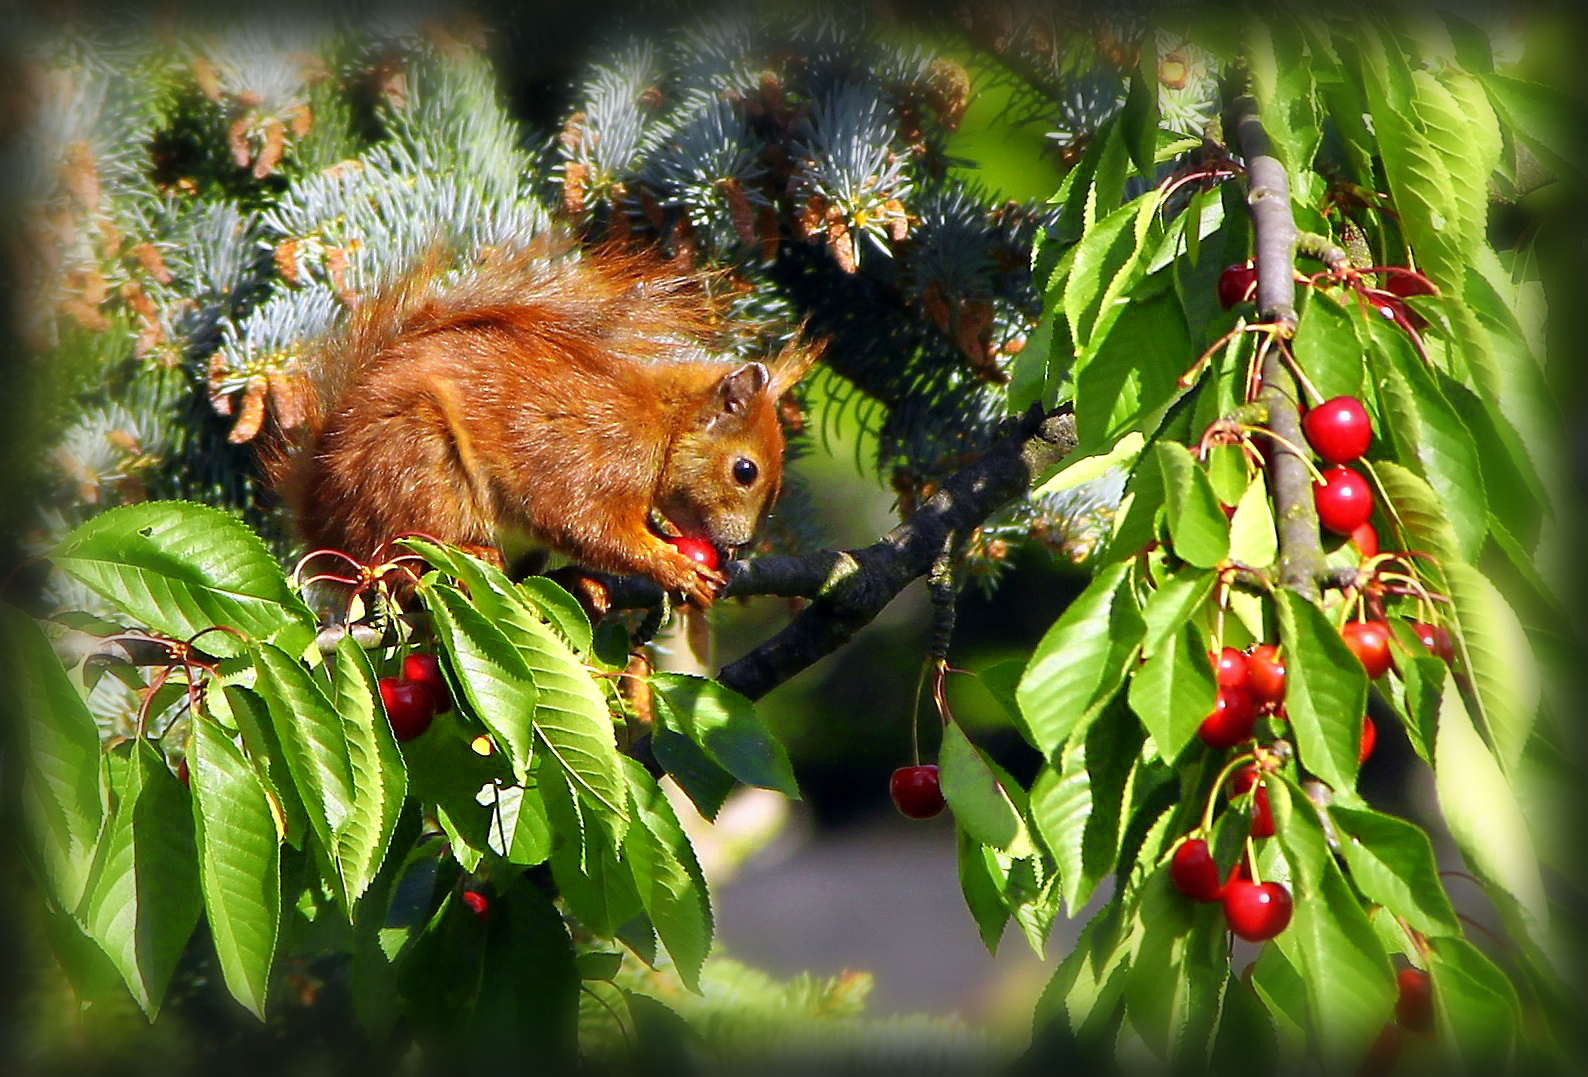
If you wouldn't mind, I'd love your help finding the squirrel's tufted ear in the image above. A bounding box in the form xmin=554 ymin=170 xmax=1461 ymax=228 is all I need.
xmin=768 ymin=333 xmax=824 ymax=398
xmin=716 ymin=362 xmax=769 ymax=415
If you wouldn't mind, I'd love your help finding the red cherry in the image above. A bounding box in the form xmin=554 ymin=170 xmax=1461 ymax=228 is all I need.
xmin=1342 ymin=621 xmax=1393 ymax=679
xmin=1244 ymin=644 xmax=1286 ymax=709
xmin=460 ymin=890 xmax=489 ymax=921
xmin=1229 ymin=763 xmax=1259 ymax=796
xmin=1170 ymin=838 xmax=1224 ymax=902
xmin=1410 ymin=620 xmax=1454 ymax=663
xmin=1197 ymin=686 xmax=1257 ymax=749
xmin=1223 ymin=879 xmax=1293 ymax=941
xmin=1212 ymin=646 xmax=1249 ymax=691
xmin=1313 ymin=465 xmax=1375 ymax=535
xmin=669 ymin=536 xmax=720 ymax=571
xmin=1217 ymin=263 xmax=1257 ymax=310
xmin=402 ymin=652 xmax=452 ymax=713
xmin=1358 ymin=715 xmax=1377 ymax=765
xmin=1302 ymin=396 xmax=1373 ymax=464
xmin=1383 ymin=270 xmax=1436 ymax=299
xmin=1350 ymin=521 xmax=1379 ymax=558
xmin=1395 ymin=967 xmax=1433 ymax=1032
xmin=379 ymin=676 xmax=436 ymax=741
xmin=1249 ymin=784 xmax=1275 ymax=838
xmin=1360 ymin=1022 xmax=1401 ymax=1076
xmin=889 ymin=765 xmax=944 ymax=819
xmin=177 ymin=758 xmax=190 ymax=787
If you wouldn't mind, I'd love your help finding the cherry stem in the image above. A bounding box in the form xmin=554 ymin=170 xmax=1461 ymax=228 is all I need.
xmin=1202 ymin=751 xmax=1258 ymax=834
xmin=1241 ymin=425 xmax=1327 ymax=485
xmin=908 ymin=659 xmax=932 ymax=766
xmin=1245 ymin=836 xmax=1262 ymax=885
xmin=293 ymin=547 xmax=364 ymax=589
xmin=1276 ymin=343 xmax=1325 ymax=406
xmin=1176 ymin=323 xmax=1247 ymax=389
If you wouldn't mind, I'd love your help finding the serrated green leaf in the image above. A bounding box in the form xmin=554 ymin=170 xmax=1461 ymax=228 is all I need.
xmin=1369 ymin=319 xmax=1487 ymax=559
xmin=81 ymin=741 xmax=202 ymax=1017
xmin=1429 ymin=935 xmax=1522 ymax=1064
xmin=12 ymin=611 xmax=105 ymax=911
xmin=1367 ymin=460 xmax=1462 ymax=567
xmin=513 ymin=578 xmax=593 ymax=655
xmin=329 ymin=635 xmax=406 ymax=904
xmin=957 ymin=827 xmax=1009 ymax=954
xmin=1329 ymin=805 xmax=1459 ymax=938
xmin=1124 ymin=868 xmax=1224 ymax=1061
xmin=251 ymin=642 xmax=358 ymax=902
xmin=190 ymin=713 xmax=280 ymax=1018
xmin=1434 ymin=672 xmax=1547 ymax=930
xmin=1018 ymin=563 xmax=1144 ymax=754
xmin=1075 ymin=290 xmax=1192 ymax=449
xmin=1139 ymin=567 xmax=1216 ymax=660
xmin=1482 ymin=72 xmax=1588 ymax=191
xmin=620 ymin=760 xmax=711 ymax=991
xmin=940 ymin=720 xmax=1031 ymax=856
xmin=1292 ymin=292 xmax=1367 ymax=401
xmin=469 ymin=881 xmax=580 ymax=1069
xmin=1154 ymin=442 xmax=1228 ymax=568
xmin=421 ymin=583 xmax=539 ymax=783
xmin=1268 ymin=779 xmax=1396 ymax=1062
xmin=51 ymin=501 xmax=315 ymax=657
xmin=1359 ymin=37 xmax=1465 ymax=289
xmin=649 ymin=674 xmax=798 ymax=798
xmin=648 ymin=728 xmax=735 ymax=822
xmin=1128 ymin=625 xmax=1215 ymax=760
xmin=1228 ymin=470 xmax=1278 ymax=568
xmin=1410 ymin=69 xmax=1492 ymax=256
xmin=1443 ymin=561 xmax=1538 ymax=772
xmin=1274 ymin=592 xmax=1367 ymax=794
xmin=1119 ymin=41 xmax=1159 ymax=177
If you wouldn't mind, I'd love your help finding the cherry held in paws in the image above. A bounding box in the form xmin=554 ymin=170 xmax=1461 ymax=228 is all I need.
xmin=379 ymin=676 xmax=436 ymax=741
xmin=890 ymin=765 xmax=945 ymax=819
xmin=1171 ymin=838 xmax=1224 ymax=902
xmin=1223 ymin=879 xmax=1293 ymax=941
xmin=669 ymin=535 xmax=720 ymax=571
xmin=403 ymin=652 xmax=452 ymax=713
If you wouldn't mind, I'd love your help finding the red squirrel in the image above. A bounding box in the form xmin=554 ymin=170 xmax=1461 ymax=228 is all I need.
xmin=275 ymin=242 xmax=816 ymax=607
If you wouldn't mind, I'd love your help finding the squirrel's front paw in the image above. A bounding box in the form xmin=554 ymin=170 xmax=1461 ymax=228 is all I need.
xmin=656 ymin=548 xmax=726 ymax=609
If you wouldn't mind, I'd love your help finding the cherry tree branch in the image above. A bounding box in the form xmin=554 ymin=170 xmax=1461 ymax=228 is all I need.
xmin=1232 ymin=97 xmax=1326 ymax=603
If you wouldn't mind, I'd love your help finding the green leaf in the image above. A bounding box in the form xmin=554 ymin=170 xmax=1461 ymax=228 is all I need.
xmin=1119 ymin=41 xmax=1159 ymax=177
xmin=12 ymin=611 xmax=105 ymax=910
xmin=1063 ymin=198 xmax=1152 ymax=355
xmin=513 ymin=578 xmax=593 ymax=654
xmin=1429 ymin=935 xmax=1522 ymax=1064
xmin=1482 ymin=73 xmax=1588 ymax=191
xmin=620 ymin=760 xmax=712 ymax=991
xmin=648 ymin=674 xmax=798 ymax=798
xmin=421 ymin=582 xmax=540 ymax=782
xmin=1410 ymin=68 xmax=1494 ymax=256
xmin=81 ymin=741 xmax=202 ymax=1017
xmin=1154 ymin=442 xmax=1229 ymax=568
xmin=487 ymin=782 xmax=552 ymax=865
xmin=1128 ymin=624 xmax=1215 ymax=760
xmin=1124 ymin=868 xmax=1223 ymax=1060
xmin=1433 ymin=672 xmax=1547 ymax=931
xmin=1250 ymin=19 xmax=1322 ymax=192
xmin=329 ymin=635 xmax=407 ymax=904
xmin=1443 ymin=561 xmax=1538 ymax=772
xmin=1291 ymin=292 xmax=1367 ymax=401
xmin=540 ymin=760 xmax=640 ymax=938
xmin=1368 ymin=460 xmax=1461 ymax=566
xmin=1139 ymin=568 xmax=1215 ymax=660
xmin=1369 ymin=319 xmax=1487 ymax=559
xmin=1274 ymin=592 xmax=1367 ymax=794
xmin=940 ymin=720 xmax=1031 ymax=856
xmin=212 ymin=684 xmax=305 ymax=851
xmin=956 ymin=827 xmax=1009 ymax=953
xmin=648 ymin=728 xmax=736 ymax=822
xmin=51 ymin=501 xmax=314 ymax=657
xmin=251 ymin=642 xmax=359 ymax=904
xmin=1074 ymin=290 xmax=1193 ymax=449
xmin=1227 ymin=470 xmax=1278 ymax=569
xmin=1358 ymin=37 xmax=1465 ymax=289
xmin=468 ymin=880 xmax=580 ymax=1070
xmin=190 ymin=713 xmax=281 ymax=1018
xmin=1329 ymin=805 xmax=1459 ymax=938
xmin=1032 ymin=713 xmax=1144 ymax=912
xmin=1268 ymin=779 xmax=1396 ymax=1062
xmin=1018 ymin=563 xmax=1145 ymax=754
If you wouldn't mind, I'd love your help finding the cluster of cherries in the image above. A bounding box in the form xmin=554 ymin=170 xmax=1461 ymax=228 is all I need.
xmin=378 ymin=652 xmax=453 ymax=741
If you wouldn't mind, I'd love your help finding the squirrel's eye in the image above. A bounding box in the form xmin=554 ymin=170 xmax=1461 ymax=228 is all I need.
xmin=732 ymin=458 xmax=759 ymax=486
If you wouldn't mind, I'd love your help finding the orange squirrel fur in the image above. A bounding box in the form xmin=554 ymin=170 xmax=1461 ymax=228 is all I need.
xmin=275 ymin=242 xmax=817 ymax=607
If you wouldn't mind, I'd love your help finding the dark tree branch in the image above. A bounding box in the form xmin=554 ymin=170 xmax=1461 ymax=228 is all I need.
xmin=715 ymin=406 xmax=1077 ymax=700
xmin=1232 ymin=97 xmax=1326 ymax=602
